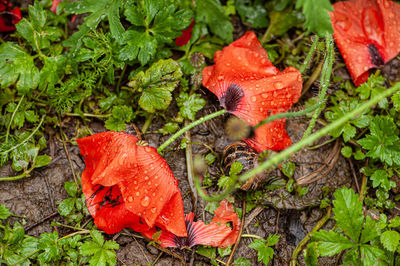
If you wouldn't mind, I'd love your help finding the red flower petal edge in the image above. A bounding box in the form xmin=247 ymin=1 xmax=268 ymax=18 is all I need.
xmin=144 ymin=200 xmax=240 ymax=248
xmin=0 ymin=0 xmax=21 ymax=32
xmin=77 ymin=131 xmax=187 ymax=237
xmin=175 ymin=19 xmax=194 ymax=46
xmin=330 ymin=0 xmax=400 ymax=86
xmin=50 ymin=0 xmax=60 ymax=13
xmin=202 ymin=31 xmax=302 ymax=152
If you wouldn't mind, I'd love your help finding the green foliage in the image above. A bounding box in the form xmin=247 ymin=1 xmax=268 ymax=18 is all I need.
xmin=358 ymin=116 xmax=400 ymax=166
xmin=57 ymin=182 xmax=87 ymax=224
xmin=356 ymin=73 xmax=387 ymax=109
xmin=295 ymin=0 xmax=333 ymax=36
xmin=248 ymin=234 xmax=280 ymax=265
xmin=105 ymin=105 xmax=134 ymax=131
xmin=176 ymin=92 xmax=206 ymax=120
xmin=218 ymin=161 xmax=243 ymax=190
xmin=120 ymin=0 xmax=192 ymax=65
xmin=80 ymin=230 xmax=119 ymax=266
xmin=308 ymin=187 xmax=391 ymax=265
xmin=128 ymin=59 xmax=183 ymax=113
xmin=235 ymin=0 xmax=269 ymax=28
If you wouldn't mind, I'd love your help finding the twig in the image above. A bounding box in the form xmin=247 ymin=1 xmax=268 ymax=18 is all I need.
xmin=300 ymin=60 xmax=324 ymax=98
xmin=25 ymin=212 xmax=59 ymax=232
xmin=290 ymin=207 xmax=332 ymax=266
xmin=226 ymin=196 xmax=246 ymax=266
xmin=244 ymin=206 xmax=264 ymax=229
xmin=5 ymin=95 xmax=24 ymax=143
xmin=184 ymin=119 xmax=198 ymax=213
xmin=296 ymin=140 xmax=341 ymax=186
xmin=59 ymin=129 xmax=78 ymax=185
xmin=152 ymin=252 xmax=163 ymax=266
xmin=347 ymin=158 xmax=360 ymax=193
xmin=132 ymin=235 xmax=151 ymax=265
xmin=358 ymin=161 xmax=369 ymax=202
xmin=275 ymin=211 xmax=280 ymax=234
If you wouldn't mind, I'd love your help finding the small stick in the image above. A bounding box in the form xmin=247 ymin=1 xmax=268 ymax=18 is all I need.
xmin=244 ymin=206 xmax=264 ymax=229
xmin=25 ymin=212 xmax=59 ymax=232
xmin=226 ymin=196 xmax=246 ymax=266
xmin=347 ymin=158 xmax=360 ymax=193
xmin=185 ymin=119 xmax=198 ymax=214
xmin=59 ymin=129 xmax=78 ymax=185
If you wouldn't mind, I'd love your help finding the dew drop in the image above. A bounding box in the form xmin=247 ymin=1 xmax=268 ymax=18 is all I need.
xmin=144 ymin=176 xmax=149 ymax=180
xmin=273 ymin=82 xmax=283 ymax=89
xmin=251 ymin=96 xmax=257 ymax=102
xmin=160 ymin=215 xmax=169 ymax=223
xmin=136 ymin=192 xmax=140 ymax=196
xmin=141 ymin=196 xmax=150 ymax=207
xmin=151 ymin=207 xmax=157 ymax=214
xmin=128 ymin=196 xmax=133 ymax=202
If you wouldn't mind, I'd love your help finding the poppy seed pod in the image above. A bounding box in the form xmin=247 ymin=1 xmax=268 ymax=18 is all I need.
xmin=330 ymin=0 xmax=400 ymax=86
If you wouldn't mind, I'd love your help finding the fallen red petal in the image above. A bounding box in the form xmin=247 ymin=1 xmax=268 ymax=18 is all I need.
xmin=77 ymin=131 xmax=187 ymax=237
xmin=50 ymin=0 xmax=60 ymax=13
xmin=330 ymin=0 xmax=400 ymax=86
xmin=0 ymin=0 xmax=21 ymax=32
xmin=148 ymin=200 xmax=240 ymax=248
xmin=202 ymin=31 xmax=302 ymax=152
xmin=175 ymin=19 xmax=194 ymax=46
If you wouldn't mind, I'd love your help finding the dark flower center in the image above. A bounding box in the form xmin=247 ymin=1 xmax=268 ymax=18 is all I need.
xmin=220 ymin=84 xmax=244 ymax=112
xmin=172 ymin=220 xmax=197 ymax=248
xmin=367 ymin=44 xmax=384 ymax=66
xmin=90 ymin=185 xmax=123 ymax=210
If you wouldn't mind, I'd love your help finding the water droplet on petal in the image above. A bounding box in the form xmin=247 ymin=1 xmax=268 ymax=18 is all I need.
xmin=128 ymin=196 xmax=133 ymax=202
xmin=136 ymin=192 xmax=140 ymax=196
xmin=151 ymin=207 xmax=157 ymax=214
xmin=141 ymin=196 xmax=150 ymax=207
xmin=273 ymin=82 xmax=283 ymax=89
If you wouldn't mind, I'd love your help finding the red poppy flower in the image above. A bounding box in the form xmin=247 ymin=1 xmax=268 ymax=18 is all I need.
xmin=0 ymin=0 xmax=21 ymax=32
xmin=175 ymin=19 xmax=194 ymax=46
xmin=77 ymin=131 xmax=187 ymax=237
xmin=330 ymin=0 xmax=400 ymax=86
xmin=143 ymin=200 xmax=240 ymax=248
xmin=202 ymin=31 xmax=302 ymax=152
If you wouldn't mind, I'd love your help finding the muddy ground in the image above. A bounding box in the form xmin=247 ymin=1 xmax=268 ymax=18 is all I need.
xmin=0 ymin=89 xmax=359 ymax=265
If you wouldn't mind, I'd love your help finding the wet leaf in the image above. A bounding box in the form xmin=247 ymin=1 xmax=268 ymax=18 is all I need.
xmin=176 ymin=92 xmax=206 ymax=121
xmin=105 ymin=105 xmax=133 ymax=131
xmin=0 ymin=205 xmax=12 ymax=220
xmin=235 ymin=0 xmax=269 ymax=28
xmin=311 ymin=230 xmax=354 ymax=256
xmin=296 ymin=0 xmax=333 ymax=36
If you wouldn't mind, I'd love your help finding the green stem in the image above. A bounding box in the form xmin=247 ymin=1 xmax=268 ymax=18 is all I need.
xmin=300 ymin=36 xmax=319 ymax=74
xmin=116 ymin=64 xmax=127 ymax=93
xmin=5 ymin=95 xmax=24 ymax=143
xmin=14 ymin=249 xmax=40 ymax=265
xmin=239 ymin=82 xmax=400 ymax=184
xmin=1 ymin=115 xmax=45 ymax=155
xmin=0 ymin=171 xmax=30 ymax=182
xmin=158 ymin=109 xmax=226 ymax=154
xmin=142 ymin=113 xmax=154 ymax=134
xmin=241 ymin=234 xmax=264 ymax=239
xmin=64 ymin=112 xmax=111 ymax=118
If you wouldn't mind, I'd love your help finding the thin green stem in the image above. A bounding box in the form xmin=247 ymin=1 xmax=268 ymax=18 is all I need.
xmin=1 ymin=115 xmax=45 ymax=155
xmin=64 ymin=112 xmax=111 ymax=118
xmin=14 ymin=249 xmax=40 ymax=265
xmin=300 ymin=35 xmax=320 ymax=74
xmin=158 ymin=109 xmax=226 ymax=154
xmin=116 ymin=64 xmax=127 ymax=93
xmin=5 ymin=95 xmax=24 ymax=143
xmin=0 ymin=171 xmax=30 ymax=182
xmin=239 ymin=82 xmax=400 ymax=185
xmin=142 ymin=113 xmax=154 ymax=134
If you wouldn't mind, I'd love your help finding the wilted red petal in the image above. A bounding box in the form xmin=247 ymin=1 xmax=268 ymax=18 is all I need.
xmin=202 ymin=31 xmax=302 ymax=152
xmin=77 ymin=131 xmax=187 ymax=237
xmin=50 ymin=0 xmax=60 ymax=13
xmin=150 ymin=200 xmax=240 ymax=248
xmin=330 ymin=0 xmax=400 ymax=86
xmin=175 ymin=19 xmax=194 ymax=46
xmin=0 ymin=0 xmax=21 ymax=33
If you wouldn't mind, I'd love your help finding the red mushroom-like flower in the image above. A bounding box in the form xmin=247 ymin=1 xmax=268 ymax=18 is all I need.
xmin=77 ymin=131 xmax=187 ymax=237
xmin=0 ymin=0 xmax=21 ymax=32
xmin=202 ymin=31 xmax=302 ymax=152
xmin=175 ymin=19 xmax=195 ymax=46
xmin=330 ymin=0 xmax=400 ymax=86
xmin=143 ymin=200 xmax=240 ymax=248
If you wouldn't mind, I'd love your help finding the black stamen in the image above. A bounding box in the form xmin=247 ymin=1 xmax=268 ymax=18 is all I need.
xmin=90 ymin=185 xmax=123 ymax=210
xmin=368 ymin=44 xmax=384 ymax=66
xmin=172 ymin=220 xmax=197 ymax=248
xmin=220 ymin=84 xmax=244 ymax=112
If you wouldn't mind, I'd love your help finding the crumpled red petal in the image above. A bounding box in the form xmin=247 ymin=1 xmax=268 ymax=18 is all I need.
xmin=50 ymin=0 xmax=60 ymax=13
xmin=77 ymin=131 xmax=187 ymax=237
xmin=330 ymin=0 xmax=400 ymax=86
xmin=0 ymin=0 xmax=21 ymax=32
xmin=147 ymin=200 xmax=240 ymax=248
xmin=175 ymin=19 xmax=194 ymax=46
xmin=202 ymin=31 xmax=302 ymax=152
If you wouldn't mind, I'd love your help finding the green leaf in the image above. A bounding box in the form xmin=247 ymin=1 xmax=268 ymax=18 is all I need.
xmin=266 ymin=234 xmax=280 ymax=246
xmin=356 ymin=73 xmax=387 ymax=109
xmin=233 ymin=257 xmax=251 ymax=266
xmin=39 ymin=55 xmax=66 ymax=90
xmin=158 ymin=122 xmax=179 ymax=135
xmin=248 ymin=238 xmax=276 ymax=265
xmin=176 ymin=92 xmax=206 ymax=120
xmin=195 ymin=0 xmax=234 ymax=43
xmin=312 ymin=230 xmax=354 ymax=256
xmin=304 ymin=242 xmax=319 ymax=266
xmin=370 ymin=169 xmax=396 ymax=191
xmin=196 ymin=246 xmax=216 ymax=259
xmin=34 ymin=155 xmax=52 ymax=168
xmin=218 ymin=246 xmax=232 ymax=257
xmin=332 ymin=187 xmax=364 ymax=241
xmin=0 ymin=205 xmax=12 ymax=219
xmin=65 ymin=181 xmax=79 ymax=197
xmin=105 ymin=105 xmax=133 ymax=131
xmin=295 ymin=0 xmax=333 ymax=36
xmin=80 ymin=230 xmax=119 ymax=266
xmin=359 ymin=245 xmax=386 ymax=266
xmin=380 ymin=230 xmax=400 ymax=252
xmin=358 ymin=116 xmax=400 ymax=166
xmin=0 ymin=43 xmax=40 ymax=93
xmin=341 ymin=146 xmax=352 ymax=158
xmin=58 ymin=198 xmax=76 ymax=216
xmin=360 ymin=216 xmax=380 ymax=244
xmin=235 ymin=0 xmax=269 ymax=28
xmin=38 ymin=231 xmax=61 ymax=263
xmin=128 ymin=59 xmax=182 ymax=113
xmin=281 ymin=161 xmax=295 ymax=178
xmin=119 ymin=30 xmax=157 ymax=65
xmin=262 ymin=7 xmax=302 ymax=42
xmin=64 ymin=0 xmax=124 ymax=49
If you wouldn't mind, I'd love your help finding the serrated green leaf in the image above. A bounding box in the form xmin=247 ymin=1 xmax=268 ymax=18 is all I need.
xmin=380 ymin=230 xmax=400 ymax=252
xmin=235 ymin=0 xmax=269 ymax=29
xmin=296 ymin=0 xmax=333 ymax=36
xmin=176 ymin=92 xmax=205 ymax=120
xmin=0 ymin=43 xmax=40 ymax=93
xmin=0 ymin=205 xmax=12 ymax=219
xmin=359 ymin=245 xmax=385 ymax=266
xmin=119 ymin=30 xmax=157 ymax=65
xmin=233 ymin=257 xmax=251 ymax=266
xmin=332 ymin=187 xmax=364 ymax=241
xmin=65 ymin=181 xmax=79 ymax=197
xmin=312 ymin=230 xmax=354 ymax=256
xmin=158 ymin=122 xmax=179 ymax=135
xmin=39 ymin=55 xmax=66 ymax=90
xmin=58 ymin=198 xmax=76 ymax=216
xmin=304 ymin=242 xmax=319 ymax=266
xmin=196 ymin=246 xmax=216 ymax=259
xmin=218 ymin=246 xmax=232 ymax=257
xmin=248 ymin=238 xmax=276 ymax=265
xmin=281 ymin=161 xmax=295 ymax=178
xmin=35 ymin=155 xmax=52 ymax=168
xmin=360 ymin=216 xmax=380 ymax=244
xmin=105 ymin=105 xmax=133 ymax=131
xmin=341 ymin=146 xmax=352 ymax=158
